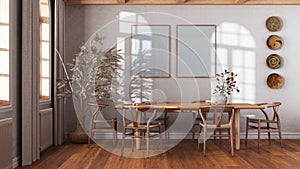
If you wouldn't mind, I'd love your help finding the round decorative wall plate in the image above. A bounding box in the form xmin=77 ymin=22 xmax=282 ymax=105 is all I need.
xmin=266 ymin=16 xmax=283 ymax=32
xmin=267 ymin=35 xmax=283 ymax=50
xmin=266 ymin=54 xmax=281 ymax=69
xmin=267 ymin=73 xmax=283 ymax=89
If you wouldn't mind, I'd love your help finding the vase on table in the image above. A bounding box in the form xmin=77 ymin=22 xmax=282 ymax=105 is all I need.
xmin=214 ymin=94 xmax=228 ymax=105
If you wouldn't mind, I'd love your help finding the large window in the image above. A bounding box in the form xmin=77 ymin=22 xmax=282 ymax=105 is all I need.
xmin=39 ymin=0 xmax=50 ymax=101
xmin=0 ymin=0 xmax=10 ymax=107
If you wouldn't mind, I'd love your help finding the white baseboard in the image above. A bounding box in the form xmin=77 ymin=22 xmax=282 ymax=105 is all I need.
xmin=12 ymin=156 xmax=20 ymax=169
xmin=240 ymin=132 xmax=300 ymax=139
xmin=92 ymin=132 xmax=300 ymax=140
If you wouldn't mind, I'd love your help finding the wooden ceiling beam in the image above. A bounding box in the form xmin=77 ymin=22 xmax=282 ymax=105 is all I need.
xmin=64 ymin=0 xmax=300 ymax=5
xmin=176 ymin=0 xmax=187 ymax=4
xmin=233 ymin=0 xmax=249 ymax=4
xmin=117 ymin=0 xmax=126 ymax=4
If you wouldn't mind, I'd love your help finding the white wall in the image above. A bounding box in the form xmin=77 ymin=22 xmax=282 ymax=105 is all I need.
xmin=65 ymin=5 xmax=300 ymax=137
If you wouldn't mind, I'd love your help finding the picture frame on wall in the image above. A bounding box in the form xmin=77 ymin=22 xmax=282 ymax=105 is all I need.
xmin=131 ymin=24 xmax=171 ymax=78
xmin=176 ymin=25 xmax=216 ymax=78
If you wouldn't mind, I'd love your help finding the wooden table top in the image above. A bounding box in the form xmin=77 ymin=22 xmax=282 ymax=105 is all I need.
xmin=115 ymin=102 xmax=264 ymax=110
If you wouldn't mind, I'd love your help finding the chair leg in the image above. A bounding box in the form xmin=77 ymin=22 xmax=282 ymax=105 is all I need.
xmin=245 ymin=118 xmax=249 ymax=146
xmin=192 ymin=112 xmax=196 ymax=140
xmin=228 ymin=129 xmax=231 ymax=151
xmin=229 ymin=127 xmax=234 ymax=156
xmin=192 ymin=124 xmax=195 ymax=140
xmin=112 ymin=130 xmax=115 ymax=146
xmin=88 ymin=120 xmax=94 ymax=148
xmin=160 ymin=130 xmax=162 ymax=151
xmin=164 ymin=114 xmax=169 ymax=140
xmin=159 ymin=124 xmax=162 ymax=151
xmin=146 ymin=133 xmax=150 ymax=157
xmin=203 ymin=127 xmax=207 ymax=156
xmin=267 ymin=122 xmax=271 ymax=145
xmin=88 ymin=131 xmax=92 ymax=148
xmin=115 ymin=121 xmax=118 ymax=140
xmin=278 ymin=122 xmax=283 ymax=147
xmin=132 ymin=137 xmax=134 ymax=152
xmin=213 ymin=130 xmax=216 ymax=141
xmin=121 ymin=135 xmax=125 ymax=156
xmin=197 ymin=125 xmax=201 ymax=150
xmin=258 ymin=120 xmax=261 ymax=150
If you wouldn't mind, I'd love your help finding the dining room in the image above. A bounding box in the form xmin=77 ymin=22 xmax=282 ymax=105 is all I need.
xmin=1 ymin=0 xmax=300 ymax=169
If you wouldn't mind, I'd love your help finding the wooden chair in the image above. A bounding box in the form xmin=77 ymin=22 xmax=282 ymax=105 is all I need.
xmin=153 ymin=111 xmax=169 ymax=139
xmin=87 ymin=102 xmax=117 ymax=148
xmin=151 ymin=101 xmax=170 ymax=140
xmin=245 ymin=102 xmax=282 ymax=149
xmin=121 ymin=106 xmax=162 ymax=157
xmin=197 ymin=105 xmax=235 ymax=156
xmin=191 ymin=100 xmax=211 ymax=140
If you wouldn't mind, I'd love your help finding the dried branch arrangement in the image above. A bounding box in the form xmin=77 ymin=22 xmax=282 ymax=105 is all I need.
xmin=56 ymin=33 xmax=123 ymax=101
xmin=213 ymin=69 xmax=240 ymax=97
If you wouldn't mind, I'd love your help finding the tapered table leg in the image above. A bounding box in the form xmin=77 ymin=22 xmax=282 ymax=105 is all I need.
xmin=234 ymin=109 xmax=241 ymax=150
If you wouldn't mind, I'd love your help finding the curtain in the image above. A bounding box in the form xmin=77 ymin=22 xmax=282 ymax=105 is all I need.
xmin=53 ymin=0 xmax=65 ymax=146
xmin=21 ymin=0 xmax=40 ymax=165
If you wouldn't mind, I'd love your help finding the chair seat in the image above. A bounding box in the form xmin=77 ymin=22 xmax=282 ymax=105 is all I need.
xmin=125 ymin=122 xmax=160 ymax=130
xmin=200 ymin=123 xmax=230 ymax=129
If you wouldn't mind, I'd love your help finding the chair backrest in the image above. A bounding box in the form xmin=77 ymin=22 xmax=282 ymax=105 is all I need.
xmin=87 ymin=102 xmax=109 ymax=120
xmin=199 ymin=105 xmax=235 ymax=127
xmin=258 ymin=102 xmax=281 ymax=121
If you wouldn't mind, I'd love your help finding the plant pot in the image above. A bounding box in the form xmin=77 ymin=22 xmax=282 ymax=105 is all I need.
xmin=67 ymin=119 xmax=88 ymax=144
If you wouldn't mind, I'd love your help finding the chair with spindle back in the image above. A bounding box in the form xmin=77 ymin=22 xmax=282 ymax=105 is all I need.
xmin=191 ymin=100 xmax=211 ymax=140
xmin=88 ymin=102 xmax=117 ymax=147
xmin=245 ymin=102 xmax=282 ymax=149
xmin=197 ymin=105 xmax=235 ymax=156
xmin=121 ymin=104 xmax=162 ymax=157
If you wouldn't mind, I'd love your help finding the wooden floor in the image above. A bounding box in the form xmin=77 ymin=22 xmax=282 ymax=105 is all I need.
xmin=18 ymin=139 xmax=300 ymax=169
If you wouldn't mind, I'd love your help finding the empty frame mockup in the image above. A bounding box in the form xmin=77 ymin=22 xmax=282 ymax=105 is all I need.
xmin=177 ymin=25 xmax=216 ymax=78
xmin=131 ymin=25 xmax=170 ymax=78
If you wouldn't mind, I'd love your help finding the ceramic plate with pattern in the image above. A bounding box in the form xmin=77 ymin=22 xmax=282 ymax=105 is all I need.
xmin=266 ymin=54 xmax=281 ymax=69
xmin=267 ymin=73 xmax=283 ymax=89
xmin=266 ymin=16 xmax=283 ymax=32
xmin=267 ymin=35 xmax=283 ymax=50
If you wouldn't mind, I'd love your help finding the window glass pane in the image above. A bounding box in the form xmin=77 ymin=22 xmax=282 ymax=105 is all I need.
xmin=0 ymin=51 xmax=9 ymax=74
xmin=41 ymin=42 xmax=49 ymax=59
xmin=40 ymin=0 xmax=50 ymax=101
xmin=0 ymin=0 xmax=9 ymax=23
xmin=41 ymin=78 xmax=50 ymax=100
xmin=41 ymin=60 xmax=49 ymax=77
xmin=41 ymin=23 xmax=49 ymax=41
xmin=0 ymin=76 xmax=9 ymax=106
xmin=40 ymin=0 xmax=49 ymax=18
xmin=0 ymin=0 xmax=9 ymax=107
xmin=0 ymin=26 xmax=9 ymax=49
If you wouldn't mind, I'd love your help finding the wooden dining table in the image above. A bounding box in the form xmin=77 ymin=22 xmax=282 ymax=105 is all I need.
xmin=115 ymin=102 xmax=264 ymax=150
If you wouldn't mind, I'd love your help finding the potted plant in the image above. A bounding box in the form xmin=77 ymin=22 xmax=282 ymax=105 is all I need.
xmin=56 ymin=33 xmax=123 ymax=143
xmin=213 ymin=69 xmax=240 ymax=104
